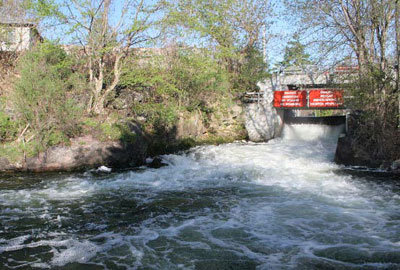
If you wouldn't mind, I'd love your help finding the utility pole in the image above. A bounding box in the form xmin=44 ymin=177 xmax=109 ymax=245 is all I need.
xmin=262 ymin=24 xmax=268 ymax=65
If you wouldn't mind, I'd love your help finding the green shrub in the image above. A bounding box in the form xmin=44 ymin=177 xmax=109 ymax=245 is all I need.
xmin=120 ymin=60 xmax=181 ymax=100
xmin=99 ymin=122 xmax=124 ymax=141
xmin=82 ymin=118 xmax=137 ymax=143
xmin=132 ymin=103 xmax=178 ymax=129
xmin=13 ymin=42 xmax=83 ymax=153
xmin=166 ymin=50 xmax=230 ymax=107
xmin=0 ymin=142 xmax=23 ymax=162
xmin=0 ymin=98 xmax=19 ymax=143
xmin=120 ymin=49 xmax=231 ymax=131
xmin=0 ymin=111 xmax=18 ymax=142
xmin=233 ymin=47 xmax=269 ymax=93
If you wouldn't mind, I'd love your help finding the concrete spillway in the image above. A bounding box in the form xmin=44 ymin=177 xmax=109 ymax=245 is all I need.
xmin=284 ymin=115 xmax=346 ymax=126
xmin=244 ymin=100 xmax=346 ymax=142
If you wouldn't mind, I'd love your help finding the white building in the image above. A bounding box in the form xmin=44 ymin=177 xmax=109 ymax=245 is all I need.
xmin=0 ymin=21 xmax=41 ymax=52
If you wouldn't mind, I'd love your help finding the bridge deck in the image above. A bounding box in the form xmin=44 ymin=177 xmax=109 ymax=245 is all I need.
xmin=243 ymin=89 xmax=346 ymax=110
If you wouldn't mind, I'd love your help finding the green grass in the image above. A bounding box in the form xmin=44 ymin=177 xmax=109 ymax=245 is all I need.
xmin=82 ymin=117 xmax=137 ymax=144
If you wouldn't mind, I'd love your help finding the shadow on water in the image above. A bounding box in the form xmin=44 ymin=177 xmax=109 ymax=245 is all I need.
xmin=0 ymin=171 xmax=78 ymax=190
xmin=336 ymin=168 xmax=400 ymax=191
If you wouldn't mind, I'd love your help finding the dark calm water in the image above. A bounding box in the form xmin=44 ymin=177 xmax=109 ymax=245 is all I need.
xmin=1 ymin=125 xmax=399 ymax=270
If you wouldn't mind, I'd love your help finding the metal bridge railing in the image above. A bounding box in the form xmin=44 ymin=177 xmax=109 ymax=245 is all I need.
xmin=242 ymin=91 xmax=265 ymax=104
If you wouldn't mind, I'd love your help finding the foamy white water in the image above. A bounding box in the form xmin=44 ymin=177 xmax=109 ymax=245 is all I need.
xmin=0 ymin=124 xmax=399 ymax=270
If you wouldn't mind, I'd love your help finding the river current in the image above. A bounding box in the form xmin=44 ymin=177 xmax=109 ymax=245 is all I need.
xmin=0 ymin=124 xmax=399 ymax=270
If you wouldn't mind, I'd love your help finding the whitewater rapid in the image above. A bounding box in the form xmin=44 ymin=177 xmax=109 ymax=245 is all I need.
xmin=0 ymin=124 xmax=399 ymax=270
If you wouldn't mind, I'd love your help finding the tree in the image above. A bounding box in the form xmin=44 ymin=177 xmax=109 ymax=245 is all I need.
xmin=13 ymin=42 xmax=82 ymax=151
xmin=0 ymin=0 xmax=32 ymax=22
xmin=285 ymin=0 xmax=397 ymax=77
xmin=279 ymin=34 xmax=318 ymax=83
xmin=396 ymin=0 xmax=400 ymax=124
xmin=166 ymin=0 xmax=271 ymax=91
xmin=30 ymin=0 xmax=164 ymax=114
xmin=166 ymin=0 xmax=270 ymax=65
xmin=280 ymin=35 xmax=311 ymax=69
xmin=284 ymin=0 xmax=400 ymax=108
xmin=285 ymin=0 xmax=400 ymax=161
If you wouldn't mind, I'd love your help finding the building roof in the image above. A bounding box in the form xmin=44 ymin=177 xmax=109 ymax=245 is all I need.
xmin=0 ymin=18 xmax=35 ymax=27
xmin=0 ymin=7 xmax=35 ymax=27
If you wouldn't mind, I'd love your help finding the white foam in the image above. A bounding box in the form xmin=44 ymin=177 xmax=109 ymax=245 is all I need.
xmin=50 ymin=240 xmax=100 ymax=266
xmin=282 ymin=124 xmax=345 ymax=142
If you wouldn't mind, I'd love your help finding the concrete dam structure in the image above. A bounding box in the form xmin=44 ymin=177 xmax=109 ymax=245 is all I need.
xmin=244 ymin=77 xmax=347 ymax=142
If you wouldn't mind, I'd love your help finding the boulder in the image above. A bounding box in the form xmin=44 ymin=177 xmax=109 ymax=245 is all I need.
xmin=176 ymin=111 xmax=206 ymax=139
xmin=391 ymin=159 xmax=400 ymax=171
xmin=244 ymin=84 xmax=284 ymax=142
xmin=1 ymin=121 xmax=148 ymax=173
xmin=0 ymin=157 xmax=21 ymax=171
xmin=334 ymin=135 xmax=355 ymax=166
xmin=147 ymin=157 xmax=168 ymax=169
xmin=334 ymin=135 xmax=380 ymax=168
xmin=245 ymin=102 xmax=284 ymax=142
xmin=0 ymin=157 xmax=10 ymax=168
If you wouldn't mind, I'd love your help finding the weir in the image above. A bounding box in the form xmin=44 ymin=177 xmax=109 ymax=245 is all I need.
xmin=283 ymin=110 xmax=346 ymax=126
xmin=244 ymin=100 xmax=348 ymax=142
xmin=283 ymin=114 xmax=346 ymax=126
xmin=281 ymin=122 xmax=345 ymax=143
xmin=243 ymin=86 xmax=349 ymax=142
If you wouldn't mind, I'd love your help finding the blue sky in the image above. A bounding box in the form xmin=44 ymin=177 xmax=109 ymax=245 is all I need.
xmin=37 ymin=0 xmax=298 ymax=67
xmin=267 ymin=1 xmax=298 ymax=66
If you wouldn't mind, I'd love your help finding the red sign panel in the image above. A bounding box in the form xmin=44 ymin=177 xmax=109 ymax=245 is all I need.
xmin=274 ymin=91 xmax=307 ymax=108
xmin=309 ymin=89 xmax=344 ymax=108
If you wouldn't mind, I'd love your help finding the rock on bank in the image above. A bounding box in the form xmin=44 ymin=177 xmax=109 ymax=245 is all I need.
xmin=244 ymin=84 xmax=284 ymax=142
xmin=244 ymin=102 xmax=284 ymax=142
xmin=0 ymin=123 xmax=147 ymax=173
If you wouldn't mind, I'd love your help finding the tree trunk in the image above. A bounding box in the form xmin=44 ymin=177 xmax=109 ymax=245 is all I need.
xmin=91 ymin=53 xmax=123 ymax=115
xmin=88 ymin=0 xmax=111 ymax=115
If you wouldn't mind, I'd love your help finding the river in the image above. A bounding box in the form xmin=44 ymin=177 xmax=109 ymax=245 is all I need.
xmin=0 ymin=124 xmax=399 ymax=270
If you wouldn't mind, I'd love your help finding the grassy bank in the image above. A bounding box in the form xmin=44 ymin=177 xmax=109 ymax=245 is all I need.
xmin=0 ymin=43 xmax=250 ymax=168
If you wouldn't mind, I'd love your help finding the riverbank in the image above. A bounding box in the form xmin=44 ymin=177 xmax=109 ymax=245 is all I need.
xmin=0 ymin=104 xmax=247 ymax=172
xmin=334 ymin=112 xmax=400 ymax=173
xmin=0 ymin=42 xmax=253 ymax=173
xmin=2 ymin=112 xmax=399 ymax=174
